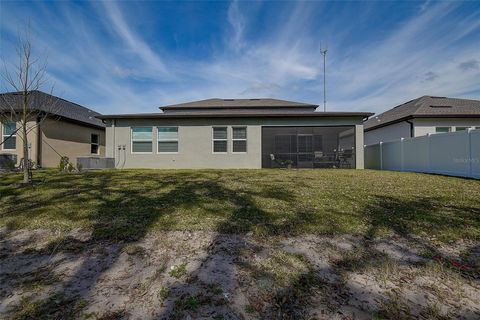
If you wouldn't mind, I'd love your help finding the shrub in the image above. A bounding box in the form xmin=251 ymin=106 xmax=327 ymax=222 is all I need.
xmin=58 ymin=156 xmax=76 ymax=173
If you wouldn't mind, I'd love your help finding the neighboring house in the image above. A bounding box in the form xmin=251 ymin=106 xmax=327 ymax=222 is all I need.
xmin=98 ymin=98 xmax=372 ymax=169
xmin=0 ymin=91 xmax=105 ymax=167
xmin=364 ymin=96 xmax=480 ymax=145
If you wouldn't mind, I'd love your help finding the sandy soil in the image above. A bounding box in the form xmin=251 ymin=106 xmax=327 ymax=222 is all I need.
xmin=1 ymin=227 xmax=479 ymax=319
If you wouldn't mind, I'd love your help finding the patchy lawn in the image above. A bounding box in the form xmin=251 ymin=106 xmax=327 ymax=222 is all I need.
xmin=0 ymin=169 xmax=479 ymax=319
xmin=1 ymin=169 xmax=479 ymax=242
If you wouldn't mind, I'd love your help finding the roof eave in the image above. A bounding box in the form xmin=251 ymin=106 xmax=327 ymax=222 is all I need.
xmin=364 ymin=114 xmax=480 ymax=131
xmin=98 ymin=112 xmax=373 ymax=120
xmin=159 ymin=105 xmax=319 ymax=110
xmin=1 ymin=108 xmax=105 ymax=129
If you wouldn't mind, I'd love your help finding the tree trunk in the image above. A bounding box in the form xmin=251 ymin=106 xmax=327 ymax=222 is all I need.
xmin=22 ymin=124 xmax=29 ymax=183
xmin=22 ymin=91 xmax=30 ymax=184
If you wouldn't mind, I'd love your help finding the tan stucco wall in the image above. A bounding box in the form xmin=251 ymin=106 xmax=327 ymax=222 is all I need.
xmin=40 ymin=118 xmax=105 ymax=167
xmin=106 ymin=117 xmax=365 ymax=169
xmin=0 ymin=120 xmax=39 ymax=165
xmin=2 ymin=118 xmax=105 ymax=167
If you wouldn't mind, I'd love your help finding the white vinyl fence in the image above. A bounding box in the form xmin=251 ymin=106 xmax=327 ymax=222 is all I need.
xmin=364 ymin=128 xmax=480 ymax=179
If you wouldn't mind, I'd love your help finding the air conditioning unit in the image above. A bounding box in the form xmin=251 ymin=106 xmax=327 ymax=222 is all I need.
xmin=76 ymin=156 xmax=115 ymax=170
xmin=0 ymin=154 xmax=17 ymax=170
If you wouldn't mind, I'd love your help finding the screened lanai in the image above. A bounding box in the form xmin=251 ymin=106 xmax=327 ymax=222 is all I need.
xmin=261 ymin=126 xmax=356 ymax=168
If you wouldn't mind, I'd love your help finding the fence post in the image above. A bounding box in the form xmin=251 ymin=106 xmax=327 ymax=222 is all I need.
xmin=426 ymin=133 xmax=430 ymax=173
xmin=364 ymin=144 xmax=367 ymax=169
xmin=400 ymin=138 xmax=404 ymax=172
xmin=379 ymin=141 xmax=383 ymax=170
xmin=467 ymin=128 xmax=473 ymax=178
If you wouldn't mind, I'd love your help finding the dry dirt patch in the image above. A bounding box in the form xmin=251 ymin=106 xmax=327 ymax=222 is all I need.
xmin=0 ymin=228 xmax=479 ymax=319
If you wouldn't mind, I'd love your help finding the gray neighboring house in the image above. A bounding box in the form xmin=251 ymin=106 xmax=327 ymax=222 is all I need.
xmin=98 ymin=98 xmax=373 ymax=169
xmin=364 ymin=96 xmax=480 ymax=145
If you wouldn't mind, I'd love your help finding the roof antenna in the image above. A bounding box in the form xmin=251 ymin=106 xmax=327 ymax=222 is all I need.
xmin=320 ymin=42 xmax=328 ymax=112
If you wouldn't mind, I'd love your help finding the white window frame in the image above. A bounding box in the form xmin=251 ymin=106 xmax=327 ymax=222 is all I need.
xmin=232 ymin=126 xmax=247 ymax=153
xmin=455 ymin=126 xmax=469 ymax=132
xmin=131 ymin=127 xmax=153 ymax=154
xmin=157 ymin=126 xmax=179 ymax=154
xmin=91 ymin=133 xmax=100 ymax=155
xmin=1 ymin=122 xmax=17 ymax=151
xmin=212 ymin=126 xmax=228 ymax=154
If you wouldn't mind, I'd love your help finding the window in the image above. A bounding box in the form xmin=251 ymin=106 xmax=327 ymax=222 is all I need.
xmin=455 ymin=126 xmax=469 ymax=131
xmin=212 ymin=127 xmax=227 ymax=153
xmin=157 ymin=127 xmax=178 ymax=153
xmin=91 ymin=134 xmax=99 ymax=154
xmin=232 ymin=127 xmax=247 ymax=153
xmin=476 ymin=127 xmax=480 ymax=130
xmin=1 ymin=122 xmax=16 ymax=150
xmin=131 ymin=127 xmax=153 ymax=153
xmin=435 ymin=127 xmax=450 ymax=133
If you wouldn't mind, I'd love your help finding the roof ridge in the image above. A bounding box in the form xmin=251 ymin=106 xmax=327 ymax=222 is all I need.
xmin=411 ymin=96 xmax=431 ymax=114
xmin=159 ymin=97 xmax=318 ymax=110
xmin=33 ymin=90 xmax=101 ymax=116
xmin=1 ymin=90 xmax=101 ymax=116
xmin=0 ymin=90 xmax=104 ymax=128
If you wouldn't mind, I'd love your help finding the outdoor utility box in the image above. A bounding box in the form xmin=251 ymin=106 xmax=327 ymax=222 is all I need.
xmin=0 ymin=154 xmax=17 ymax=170
xmin=77 ymin=156 xmax=115 ymax=170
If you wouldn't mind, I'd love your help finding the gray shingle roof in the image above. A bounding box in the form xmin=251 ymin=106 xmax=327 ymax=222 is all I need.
xmin=98 ymin=110 xmax=373 ymax=120
xmin=364 ymin=96 xmax=480 ymax=131
xmin=100 ymin=97 xmax=372 ymax=119
xmin=160 ymin=98 xmax=318 ymax=110
xmin=0 ymin=90 xmax=104 ymax=128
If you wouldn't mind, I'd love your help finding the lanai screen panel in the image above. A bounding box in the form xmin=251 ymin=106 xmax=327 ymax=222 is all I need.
xmin=261 ymin=126 xmax=355 ymax=168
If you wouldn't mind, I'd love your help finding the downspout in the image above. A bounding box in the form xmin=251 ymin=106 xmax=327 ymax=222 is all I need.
xmin=112 ymin=119 xmax=116 ymax=158
xmin=36 ymin=116 xmax=42 ymax=167
xmin=405 ymin=119 xmax=414 ymax=138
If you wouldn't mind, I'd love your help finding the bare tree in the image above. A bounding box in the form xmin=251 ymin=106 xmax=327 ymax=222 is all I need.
xmin=1 ymin=29 xmax=59 ymax=183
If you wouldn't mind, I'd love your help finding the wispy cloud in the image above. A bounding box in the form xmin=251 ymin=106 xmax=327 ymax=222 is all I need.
xmin=0 ymin=0 xmax=478 ymax=115
xmin=99 ymin=1 xmax=168 ymax=77
xmin=227 ymin=0 xmax=245 ymax=52
xmin=423 ymin=72 xmax=439 ymax=82
xmin=328 ymin=1 xmax=480 ymax=111
xmin=458 ymin=59 xmax=479 ymax=72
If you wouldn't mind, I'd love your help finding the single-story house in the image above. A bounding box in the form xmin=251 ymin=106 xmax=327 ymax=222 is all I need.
xmin=98 ymin=98 xmax=372 ymax=169
xmin=364 ymin=96 xmax=480 ymax=145
xmin=0 ymin=90 xmax=106 ymax=167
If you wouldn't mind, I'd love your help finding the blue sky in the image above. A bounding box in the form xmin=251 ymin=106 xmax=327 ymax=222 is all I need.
xmin=1 ymin=1 xmax=479 ymax=115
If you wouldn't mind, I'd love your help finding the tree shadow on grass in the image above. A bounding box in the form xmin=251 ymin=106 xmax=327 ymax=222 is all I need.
xmin=363 ymin=195 xmax=480 ymax=239
xmin=1 ymin=170 xmax=305 ymax=318
xmin=153 ymin=178 xmax=309 ymax=319
xmin=362 ymin=195 xmax=480 ymax=278
xmin=1 ymin=171 xmax=479 ymax=319
xmin=248 ymin=194 xmax=480 ymax=319
xmin=2 ymin=171 xmax=193 ymax=317
xmin=161 ymin=193 xmax=479 ymax=319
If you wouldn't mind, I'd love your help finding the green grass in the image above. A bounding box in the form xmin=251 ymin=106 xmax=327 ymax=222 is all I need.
xmin=169 ymin=263 xmax=188 ymax=279
xmin=0 ymin=169 xmax=479 ymax=242
xmin=12 ymin=293 xmax=86 ymax=320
